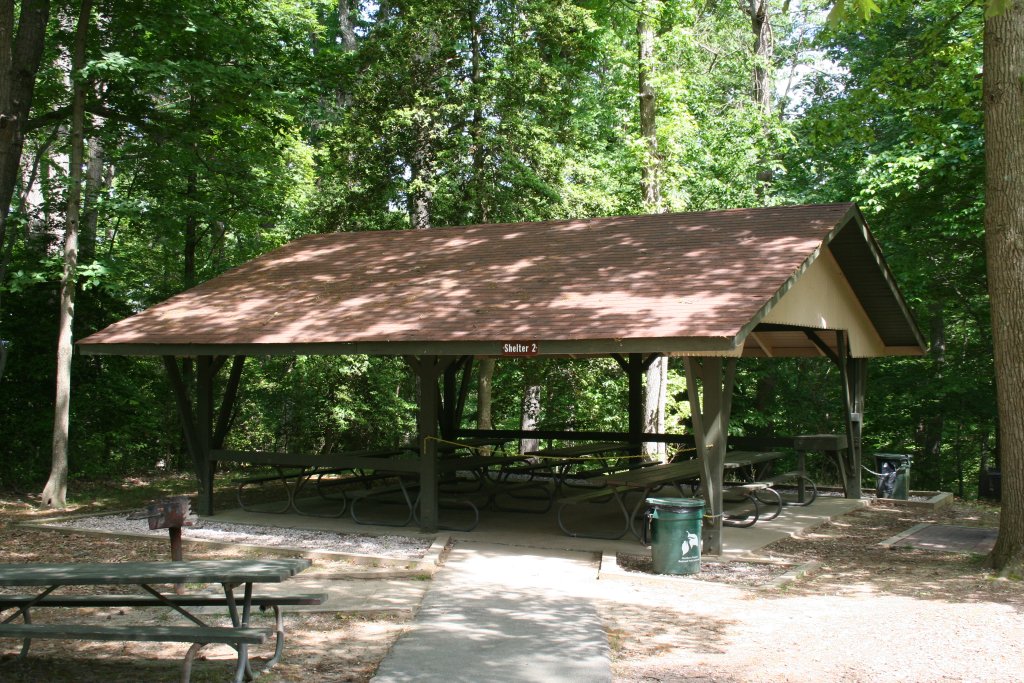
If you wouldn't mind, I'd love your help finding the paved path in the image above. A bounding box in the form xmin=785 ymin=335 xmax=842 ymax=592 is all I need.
xmin=883 ymin=523 xmax=998 ymax=553
xmin=371 ymin=543 xmax=611 ymax=682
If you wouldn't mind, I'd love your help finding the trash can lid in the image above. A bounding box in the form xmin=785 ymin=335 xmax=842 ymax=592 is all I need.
xmin=646 ymin=497 xmax=705 ymax=511
xmin=874 ymin=453 xmax=912 ymax=463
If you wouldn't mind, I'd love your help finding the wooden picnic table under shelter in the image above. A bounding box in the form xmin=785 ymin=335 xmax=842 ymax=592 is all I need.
xmin=76 ymin=202 xmax=925 ymax=554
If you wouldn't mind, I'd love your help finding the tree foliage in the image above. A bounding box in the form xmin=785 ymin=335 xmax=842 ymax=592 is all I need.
xmin=0 ymin=0 xmax=999 ymax=516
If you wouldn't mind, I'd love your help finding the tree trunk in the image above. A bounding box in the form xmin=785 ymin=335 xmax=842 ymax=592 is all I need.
xmin=409 ymin=123 xmax=433 ymax=230
xmin=79 ymin=135 xmax=104 ymax=264
xmin=43 ymin=0 xmax=91 ymax=509
xmin=638 ymin=1 xmax=667 ymax=458
xmin=477 ymin=357 xmax=495 ymax=429
xmin=468 ymin=0 xmax=488 ymax=223
xmin=643 ymin=359 xmax=667 ymax=459
xmin=520 ymin=363 xmax=541 ymax=455
xmin=749 ymin=0 xmax=773 ymax=115
xmin=747 ymin=0 xmax=775 ymax=195
xmin=0 ymin=0 xmax=51 ymax=251
xmin=184 ymin=168 xmax=198 ymax=289
xmin=638 ymin=0 xmax=660 ymax=212
xmin=918 ymin=306 xmax=946 ymax=489
xmin=984 ymin=0 xmax=1024 ymax=572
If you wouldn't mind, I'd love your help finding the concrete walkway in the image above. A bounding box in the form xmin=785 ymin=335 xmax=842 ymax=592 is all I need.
xmin=372 ymin=543 xmax=610 ymax=683
xmin=202 ymin=495 xmax=870 ymax=680
xmin=366 ymin=496 xmax=869 ymax=681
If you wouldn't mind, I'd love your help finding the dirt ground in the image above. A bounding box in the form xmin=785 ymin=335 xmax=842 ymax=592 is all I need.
xmin=0 ymin=481 xmax=1019 ymax=682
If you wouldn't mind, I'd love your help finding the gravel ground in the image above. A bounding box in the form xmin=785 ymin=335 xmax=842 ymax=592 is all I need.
xmin=47 ymin=513 xmax=433 ymax=560
xmin=3 ymin=486 xmax=1020 ymax=683
xmin=616 ymin=553 xmax=791 ymax=586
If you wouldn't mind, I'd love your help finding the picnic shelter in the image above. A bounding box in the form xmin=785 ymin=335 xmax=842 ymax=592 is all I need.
xmin=77 ymin=202 xmax=926 ymax=553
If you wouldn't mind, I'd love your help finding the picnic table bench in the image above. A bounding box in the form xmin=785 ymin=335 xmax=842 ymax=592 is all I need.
xmin=724 ymin=450 xmax=817 ymax=506
xmin=0 ymin=559 xmax=315 ymax=682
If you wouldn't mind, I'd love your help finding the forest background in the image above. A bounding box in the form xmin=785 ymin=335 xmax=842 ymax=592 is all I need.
xmin=0 ymin=0 xmax=995 ymax=504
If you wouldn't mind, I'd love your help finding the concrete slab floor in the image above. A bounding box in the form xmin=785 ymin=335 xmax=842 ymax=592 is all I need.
xmin=209 ymin=493 xmax=869 ymax=562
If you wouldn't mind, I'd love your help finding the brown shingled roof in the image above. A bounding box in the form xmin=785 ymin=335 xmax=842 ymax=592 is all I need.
xmin=77 ymin=203 xmax=925 ymax=358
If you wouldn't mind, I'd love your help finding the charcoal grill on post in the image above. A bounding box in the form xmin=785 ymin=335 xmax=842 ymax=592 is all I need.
xmin=128 ymin=496 xmax=195 ymax=591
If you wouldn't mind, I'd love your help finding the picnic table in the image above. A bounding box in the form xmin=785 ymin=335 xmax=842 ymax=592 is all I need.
xmin=557 ymin=459 xmax=708 ymax=539
xmin=522 ymin=442 xmax=643 ymax=491
xmin=557 ymin=454 xmax=796 ymax=539
xmin=724 ymin=450 xmax=817 ymax=505
xmin=0 ymin=558 xmax=318 ymax=682
xmin=218 ymin=448 xmax=409 ymax=517
xmin=349 ymin=450 xmax=530 ymax=530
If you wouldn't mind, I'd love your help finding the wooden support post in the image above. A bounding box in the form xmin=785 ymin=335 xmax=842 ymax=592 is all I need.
xmin=837 ymin=332 xmax=868 ymax=499
xmin=195 ymin=356 xmax=215 ymax=516
xmin=683 ymin=356 xmax=737 ymax=557
xmin=407 ymin=355 xmax=457 ymax=533
xmin=163 ymin=355 xmax=246 ymax=516
xmin=441 ymin=361 xmax=458 ymax=440
xmin=846 ymin=355 xmax=867 ymax=498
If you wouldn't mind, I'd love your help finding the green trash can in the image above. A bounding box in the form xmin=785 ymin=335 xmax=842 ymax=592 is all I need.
xmin=642 ymin=497 xmax=705 ymax=576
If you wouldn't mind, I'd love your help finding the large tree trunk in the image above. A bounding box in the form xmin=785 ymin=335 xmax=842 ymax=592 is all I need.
xmin=638 ymin=0 xmax=659 ymax=213
xmin=409 ymin=123 xmax=433 ymax=230
xmin=468 ymin=0 xmax=488 ymax=224
xmin=638 ymin=1 xmax=667 ymax=459
xmin=79 ymin=135 xmax=104 ymax=263
xmin=984 ymin=0 xmax=1024 ymax=572
xmin=917 ymin=306 xmax=946 ymax=489
xmin=477 ymin=357 xmax=495 ymax=429
xmin=43 ymin=0 xmax=91 ymax=509
xmin=520 ymin=362 xmax=541 ymax=455
xmin=747 ymin=0 xmax=775 ymax=196
xmin=748 ymin=0 xmax=772 ymax=115
xmin=0 ymin=0 xmax=51 ymax=250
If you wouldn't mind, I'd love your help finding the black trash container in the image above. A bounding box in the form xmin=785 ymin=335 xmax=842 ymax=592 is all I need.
xmin=979 ymin=468 xmax=1002 ymax=501
xmin=874 ymin=453 xmax=912 ymax=499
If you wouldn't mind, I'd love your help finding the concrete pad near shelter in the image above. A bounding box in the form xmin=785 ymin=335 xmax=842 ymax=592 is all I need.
xmin=210 ymin=493 xmax=870 ymax=562
xmin=880 ymin=523 xmax=998 ymax=554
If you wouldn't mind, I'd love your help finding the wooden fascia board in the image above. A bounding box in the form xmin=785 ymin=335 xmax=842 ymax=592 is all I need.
xmin=76 ymin=335 xmax=739 ymax=358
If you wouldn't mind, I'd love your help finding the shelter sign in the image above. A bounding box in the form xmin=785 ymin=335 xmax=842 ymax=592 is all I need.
xmin=501 ymin=341 xmax=539 ymax=356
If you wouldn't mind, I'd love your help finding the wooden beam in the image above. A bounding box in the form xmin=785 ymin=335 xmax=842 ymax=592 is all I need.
xmin=803 ymin=330 xmax=839 ymax=363
xmin=79 ymin=336 xmax=740 ymax=359
xmin=750 ymin=332 xmax=774 ymax=357
xmin=407 ymin=355 xmax=458 ymax=533
xmin=683 ymin=356 xmax=737 ymax=556
xmin=195 ymin=356 xmax=215 ymax=516
xmin=212 ymin=355 xmax=245 ymax=450
xmin=163 ymin=357 xmax=201 ymax=468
